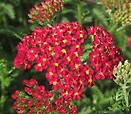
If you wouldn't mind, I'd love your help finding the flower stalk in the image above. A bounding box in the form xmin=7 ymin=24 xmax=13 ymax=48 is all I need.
xmin=122 ymin=84 xmax=129 ymax=108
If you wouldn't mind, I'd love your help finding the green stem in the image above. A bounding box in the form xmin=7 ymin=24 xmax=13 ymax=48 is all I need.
xmin=77 ymin=3 xmax=82 ymax=25
xmin=3 ymin=16 xmax=7 ymax=26
xmin=0 ymin=76 xmax=5 ymax=114
xmin=122 ymin=84 xmax=129 ymax=109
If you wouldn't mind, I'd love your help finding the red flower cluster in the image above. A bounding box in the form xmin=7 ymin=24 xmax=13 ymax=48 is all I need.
xmin=88 ymin=26 xmax=123 ymax=80
xmin=13 ymin=22 xmax=123 ymax=114
xmin=28 ymin=0 xmax=64 ymax=25
xmin=14 ymin=22 xmax=93 ymax=101
xmin=12 ymin=79 xmax=77 ymax=114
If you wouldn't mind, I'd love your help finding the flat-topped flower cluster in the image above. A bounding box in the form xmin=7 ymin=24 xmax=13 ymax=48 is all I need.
xmin=13 ymin=22 xmax=123 ymax=114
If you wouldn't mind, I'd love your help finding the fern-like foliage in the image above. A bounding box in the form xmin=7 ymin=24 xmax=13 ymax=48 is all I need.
xmin=0 ymin=25 xmax=28 ymax=40
xmin=0 ymin=58 xmax=15 ymax=113
xmin=61 ymin=0 xmax=93 ymax=26
xmin=0 ymin=2 xmax=15 ymax=23
xmin=92 ymin=6 xmax=108 ymax=27
xmin=109 ymin=60 xmax=131 ymax=113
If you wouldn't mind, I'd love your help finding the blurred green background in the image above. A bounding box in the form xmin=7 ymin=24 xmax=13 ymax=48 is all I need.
xmin=0 ymin=0 xmax=131 ymax=114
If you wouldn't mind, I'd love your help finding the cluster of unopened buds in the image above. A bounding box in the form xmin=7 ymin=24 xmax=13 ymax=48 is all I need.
xmin=113 ymin=60 xmax=131 ymax=85
xmin=13 ymin=21 xmax=123 ymax=113
xmin=28 ymin=0 xmax=64 ymax=25
xmin=100 ymin=0 xmax=128 ymax=9
xmin=101 ymin=0 xmax=131 ymax=26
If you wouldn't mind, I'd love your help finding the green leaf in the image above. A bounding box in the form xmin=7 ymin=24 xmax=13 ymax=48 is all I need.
xmin=62 ymin=8 xmax=75 ymax=14
xmin=0 ymin=2 xmax=15 ymax=19
xmin=79 ymin=107 xmax=92 ymax=114
xmin=92 ymin=7 xmax=108 ymax=26
xmin=83 ymin=16 xmax=92 ymax=23
xmin=91 ymin=86 xmax=105 ymax=103
xmin=4 ymin=77 xmax=12 ymax=87
xmin=0 ymin=25 xmax=27 ymax=40
xmin=4 ymin=3 xmax=15 ymax=19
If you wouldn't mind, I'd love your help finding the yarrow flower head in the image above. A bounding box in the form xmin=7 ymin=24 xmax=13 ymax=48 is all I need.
xmin=13 ymin=22 xmax=123 ymax=114
xmin=28 ymin=0 xmax=64 ymax=25
xmin=12 ymin=79 xmax=77 ymax=114
xmin=14 ymin=22 xmax=92 ymax=102
xmin=87 ymin=26 xmax=123 ymax=80
xmin=14 ymin=22 xmax=124 ymax=94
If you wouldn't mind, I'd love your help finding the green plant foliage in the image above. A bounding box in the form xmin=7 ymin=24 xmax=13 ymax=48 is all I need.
xmin=109 ymin=60 xmax=131 ymax=113
xmin=0 ymin=25 xmax=28 ymax=40
xmin=0 ymin=2 xmax=15 ymax=23
xmin=0 ymin=59 xmax=14 ymax=113
xmin=61 ymin=0 xmax=93 ymax=26
xmin=92 ymin=6 xmax=108 ymax=27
